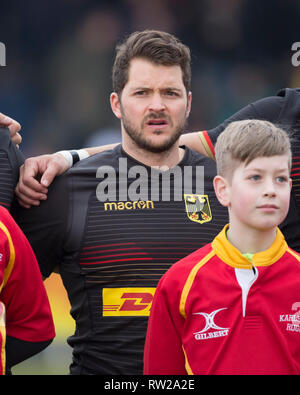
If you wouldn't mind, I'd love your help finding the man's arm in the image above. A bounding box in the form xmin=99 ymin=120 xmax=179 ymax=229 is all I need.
xmin=15 ymin=154 xmax=66 ymax=208
xmin=84 ymin=142 xmax=119 ymax=156
xmin=84 ymin=134 xmax=208 ymax=156
xmin=179 ymin=131 xmax=208 ymax=155
xmin=5 ymin=336 xmax=52 ymax=374
xmin=15 ymin=132 xmax=207 ymax=207
xmin=0 ymin=127 xmax=24 ymax=211
xmin=0 ymin=113 xmax=22 ymax=145
xmin=202 ymin=97 xmax=282 ymax=150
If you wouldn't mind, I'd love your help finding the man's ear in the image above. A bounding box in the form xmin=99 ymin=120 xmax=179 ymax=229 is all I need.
xmin=213 ymin=175 xmax=230 ymax=207
xmin=110 ymin=92 xmax=122 ymax=119
xmin=186 ymin=91 xmax=192 ymax=118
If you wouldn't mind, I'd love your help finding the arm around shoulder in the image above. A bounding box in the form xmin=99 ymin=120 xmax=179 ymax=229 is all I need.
xmin=179 ymin=131 xmax=208 ymax=156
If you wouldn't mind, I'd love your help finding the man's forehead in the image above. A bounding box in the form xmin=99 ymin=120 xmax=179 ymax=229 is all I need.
xmin=127 ymin=58 xmax=184 ymax=88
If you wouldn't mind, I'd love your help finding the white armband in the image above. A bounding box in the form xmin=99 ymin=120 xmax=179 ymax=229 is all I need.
xmin=56 ymin=149 xmax=90 ymax=168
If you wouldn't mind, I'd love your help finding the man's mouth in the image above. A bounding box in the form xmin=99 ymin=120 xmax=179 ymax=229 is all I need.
xmin=146 ymin=119 xmax=168 ymax=126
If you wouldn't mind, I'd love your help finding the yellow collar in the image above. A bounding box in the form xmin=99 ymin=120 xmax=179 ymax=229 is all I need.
xmin=212 ymin=224 xmax=288 ymax=269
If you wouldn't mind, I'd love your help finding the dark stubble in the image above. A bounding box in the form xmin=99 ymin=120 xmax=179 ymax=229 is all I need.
xmin=120 ymin=105 xmax=188 ymax=154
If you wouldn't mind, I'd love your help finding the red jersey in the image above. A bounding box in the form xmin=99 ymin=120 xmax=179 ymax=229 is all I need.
xmin=0 ymin=206 xmax=55 ymax=374
xmin=144 ymin=225 xmax=300 ymax=375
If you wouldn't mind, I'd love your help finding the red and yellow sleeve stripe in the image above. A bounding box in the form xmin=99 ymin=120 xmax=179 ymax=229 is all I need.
xmin=0 ymin=303 xmax=6 ymax=375
xmin=198 ymin=131 xmax=215 ymax=160
xmin=179 ymin=250 xmax=215 ymax=319
xmin=0 ymin=221 xmax=16 ymax=375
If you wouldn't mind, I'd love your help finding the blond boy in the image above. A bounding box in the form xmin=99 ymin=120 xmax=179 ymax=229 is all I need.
xmin=144 ymin=119 xmax=300 ymax=375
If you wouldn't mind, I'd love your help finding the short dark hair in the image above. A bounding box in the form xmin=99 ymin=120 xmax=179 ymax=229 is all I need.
xmin=112 ymin=30 xmax=191 ymax=96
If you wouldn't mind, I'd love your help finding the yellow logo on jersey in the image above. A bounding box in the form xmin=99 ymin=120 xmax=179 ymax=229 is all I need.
xmin=184 ymin=194 xmax=212 ymax=224
xmin=102 ymin=287 xmax=156 ymax=316
xmin=104 ymin=200 xmax=155 ymax=211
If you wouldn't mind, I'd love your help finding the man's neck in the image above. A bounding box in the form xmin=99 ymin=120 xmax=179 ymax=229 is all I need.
xmin=226 ymin=221 xmax=277 ymax=255
xmin=122 ymin=139 xmax=185 ymax=169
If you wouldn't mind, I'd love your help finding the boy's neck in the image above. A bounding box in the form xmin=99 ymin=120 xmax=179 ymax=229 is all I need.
xmin=226 ymin=222 xmax=277 ymax=254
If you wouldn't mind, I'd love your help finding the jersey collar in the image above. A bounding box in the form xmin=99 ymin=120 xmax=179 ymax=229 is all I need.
xmin=212 ymin=224 xmax=288 ymax=269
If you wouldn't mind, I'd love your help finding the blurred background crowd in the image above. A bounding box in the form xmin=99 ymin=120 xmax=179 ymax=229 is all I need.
xmin=1 ymin=0 xmax=300 ymax=374
xmin=1 ymin=0 xmax=300 ymax=157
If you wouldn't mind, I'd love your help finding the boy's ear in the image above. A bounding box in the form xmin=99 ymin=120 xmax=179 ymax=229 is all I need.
xmin=213 ymin=175 xmax=230 ymax=207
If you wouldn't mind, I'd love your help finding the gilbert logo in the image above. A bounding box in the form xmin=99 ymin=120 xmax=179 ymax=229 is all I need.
xmin=102 ymin=287 xmax=155 ymax=316
xmin=193 ymin=308 xmax=229 ymax=340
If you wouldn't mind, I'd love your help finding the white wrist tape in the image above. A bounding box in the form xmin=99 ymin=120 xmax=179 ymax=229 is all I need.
xmin=56 ymin=149 xmax=90 ymax=168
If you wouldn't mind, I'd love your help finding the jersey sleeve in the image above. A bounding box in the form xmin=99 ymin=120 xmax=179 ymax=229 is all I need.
xmin=144 ymin=271 xmax=187 ymax=375
xmin=198 ymin=96 xmax=284 ymax=157
xmin=0 ymin=127 xmax=24 ymax=211
xmin=12 ymin=174 xmax=69 ymax=278
xmin=0 ymin=206 xmax=55 ymax=344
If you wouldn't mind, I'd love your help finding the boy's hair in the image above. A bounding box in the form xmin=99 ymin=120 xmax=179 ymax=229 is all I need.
xmin=215 ymin=119 xmax=292 ymax=179
xmin=112 ymin=30 xmax=191 ymax=96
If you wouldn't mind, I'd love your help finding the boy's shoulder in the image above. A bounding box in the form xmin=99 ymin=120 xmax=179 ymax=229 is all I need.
xmin=0 ymin=206 xmax=16 ymax=247
xmin=286 ymin=246 xmax=300 ymax=261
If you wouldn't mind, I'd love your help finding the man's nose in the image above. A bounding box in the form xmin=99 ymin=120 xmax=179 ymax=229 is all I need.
xmin=148 ymin=94 xmax=166 ymax=112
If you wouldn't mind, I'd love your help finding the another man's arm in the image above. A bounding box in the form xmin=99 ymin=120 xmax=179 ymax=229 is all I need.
xmin=0 ymin=113 xmax=22 ymax=145
xmin=15 ymin=132 xmax=208 ymax=208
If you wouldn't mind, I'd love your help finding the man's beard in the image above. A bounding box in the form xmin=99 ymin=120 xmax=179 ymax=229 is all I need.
xmin=121 ymin=109 xmax=188 ymax=154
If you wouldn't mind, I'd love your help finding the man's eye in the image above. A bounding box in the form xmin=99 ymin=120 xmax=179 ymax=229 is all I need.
xmin=165 ymin=91 xmax=178 ymax=96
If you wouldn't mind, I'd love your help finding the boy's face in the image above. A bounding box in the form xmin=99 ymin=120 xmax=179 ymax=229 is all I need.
xmin=218 ymin=155 xmax=292 ymax=232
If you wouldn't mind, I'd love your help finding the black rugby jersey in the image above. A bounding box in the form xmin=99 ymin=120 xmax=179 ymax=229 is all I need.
xmin=201 ymin=88 xmax=300 ymax=252
xmin=0 ymin=127 xmax=24 ymax=210
xmin=16 ymin=145 xmax=228 ymax=375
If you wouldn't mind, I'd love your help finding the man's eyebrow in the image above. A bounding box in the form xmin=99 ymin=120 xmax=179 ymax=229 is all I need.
xmin=130 ymin=86 xmax=150 ymax=91
xmin=162 ymin=87 xmax=183 ymax=92
xmin=130 ymin=86 xmax=183 ymax=91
